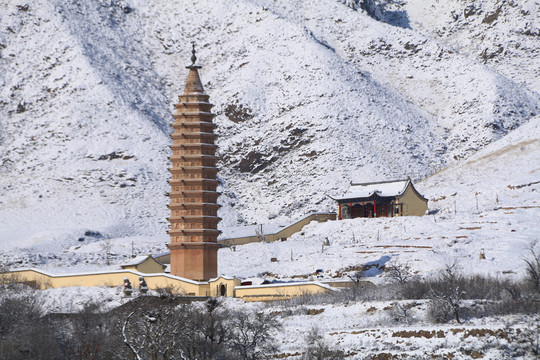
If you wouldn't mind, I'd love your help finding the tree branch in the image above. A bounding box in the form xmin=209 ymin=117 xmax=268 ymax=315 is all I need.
xmin=122 ymin=311 xmax=143 ymax=360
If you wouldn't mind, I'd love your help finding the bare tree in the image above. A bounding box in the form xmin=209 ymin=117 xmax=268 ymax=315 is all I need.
xmin=0 ymin=287 xmax=59 ymax=358
xmin=302 ymin=326 xmax=345 ymax=360
xmin=190 ymin=298 xmax=232 ymax=359
xmin=302 ymin=340 xmax=345 ymax=360
xmin=500 ymin=278 xmax=522 ymax=301
xmin=228 ymin=311 xmax=281 ymax=360
xmin=0 ymin=289 xmax=43 ymax=335
xmin=347 ymin=269 xmax=364 ymax=286
xmin=154 ymin=283 xmax=183 ymax=299
xmin=72 ymin=301 xmax=108 ymax=360
xmin=0 ymin=290 xmax=283 ymax=360
xmin=524 ymin=241 xmax=540 ymax=291
xmin=385 ymin=259 xmax=413 ymax=285
xmin=428 ymin=262 xmax=466 ymax=324
xmin=100 ymin=239 xmax=113 ymax=265
xmin=122 ymin=311 xmax=142 ymax=360
xmin=122 ymin=302 xmax=191 ymax=360
xmin=389 ymin=302 xmax=416 ymax=325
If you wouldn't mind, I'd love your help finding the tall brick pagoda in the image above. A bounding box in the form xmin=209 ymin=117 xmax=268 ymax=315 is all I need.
xmin=168 ymin=45 xmax=220 ymax=281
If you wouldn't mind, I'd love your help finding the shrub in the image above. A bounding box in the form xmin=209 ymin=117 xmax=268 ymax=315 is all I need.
xmin=302 ymin=327 xmax=345 ymax=360
xmin=427 ymin=297 xmax=454 ymax=324
xmin=524 ymin=243 xmax=540 ymax=291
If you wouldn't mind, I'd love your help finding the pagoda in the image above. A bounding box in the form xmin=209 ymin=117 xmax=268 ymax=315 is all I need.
xmin=168 ymin=45 xmax=220 ymax=281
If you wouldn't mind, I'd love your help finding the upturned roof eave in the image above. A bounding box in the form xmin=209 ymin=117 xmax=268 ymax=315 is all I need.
xmin=332 ymin=192 xmax=398 ymax=202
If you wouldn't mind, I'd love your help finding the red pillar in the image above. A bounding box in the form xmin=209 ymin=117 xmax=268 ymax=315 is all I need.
xmin=338 ymin=203 xmax=341 ymax=220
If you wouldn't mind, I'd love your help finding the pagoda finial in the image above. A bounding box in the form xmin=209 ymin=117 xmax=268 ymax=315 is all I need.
xmin=190 ymin=42 xmax=197 ymax=66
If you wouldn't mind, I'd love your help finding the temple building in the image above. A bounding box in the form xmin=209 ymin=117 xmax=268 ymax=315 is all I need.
xmin=168 ymin=46 xmax=221 ymax=281
xmin=331 ymin=178 xmax=428 ymax=219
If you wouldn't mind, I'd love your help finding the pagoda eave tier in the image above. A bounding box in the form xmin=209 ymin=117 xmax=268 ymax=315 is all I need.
xmin=169 ymin=229 xmax=221 ymax=235
xmin=171 ymin=166 xmax=217 ymax=172
xmin=168 ymin=241 xmax=221 ymax=250
xmin=169 ymin=189 xmax=219 ymax=196
xmin=170 ymin=165 xmax=217 ymax=170
xmin=169 ymin=192 xmax=219 ymax=202
xmin=175 ymin=109 xmax=214 ymax=115
xmin=171 ymin=164 xmax=217 ymax=170
xmin=171 ymin=132 xmax=216 ymax=140
xmin=168 ymin=203 xmax=221 ymax=209
xmin=174 ymin=118 xmax=215 ymax=124
xmin=175 ymin=99 xmax=214 ymax=110
xmin=170 ymin=154 xmax=218 ymax=160
xmin=169 ymin=178 xmax=219 ymax=184
xmin=169 ymin=167 xmax=218 ymax=174
xmin=174 ymin=113 xmax=215 ymax=121
xmin=172 ymin=123 xmax=216 ymax=131
xmin=169 ymin=220 xmax=220 ymax=228
xmin=178 ymin=94 xmax=210 ymax=101
xmin=176 ymin=100 xmax=213 ymax=106
xmin=170 ymin=171 xmax=217 ymax=178
xmin=169 ymin=215 xmax=221 ymax=221
xmin=171 ymin=143 xmax=217 ymax=149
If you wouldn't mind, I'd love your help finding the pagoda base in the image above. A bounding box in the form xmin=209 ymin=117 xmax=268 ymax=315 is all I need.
xmin=168 ymin=242 xmax=220 ymax=281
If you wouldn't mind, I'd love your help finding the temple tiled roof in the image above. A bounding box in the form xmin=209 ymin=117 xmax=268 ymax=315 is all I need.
xmin=333 ymin=179 xmax=411 ymax=200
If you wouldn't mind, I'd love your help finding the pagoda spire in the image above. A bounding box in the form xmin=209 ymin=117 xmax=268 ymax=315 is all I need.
xmin=190 ymin=41 xmax=197 ymax=66
xmin=167 ymin=49 xmax=220 ymax=281
xmin=183 ymin=43 xmax=205 ymax=95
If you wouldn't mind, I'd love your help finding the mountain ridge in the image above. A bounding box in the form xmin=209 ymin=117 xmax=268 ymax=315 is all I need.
xmin=0 ymin=0 xmax=538 ymax=247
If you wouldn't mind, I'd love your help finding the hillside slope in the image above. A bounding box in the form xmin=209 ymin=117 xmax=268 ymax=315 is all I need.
xmin=0 ymin=0 xmax=538 ymax=252
xmin=219 ymin=117 xmax=540 ymax=281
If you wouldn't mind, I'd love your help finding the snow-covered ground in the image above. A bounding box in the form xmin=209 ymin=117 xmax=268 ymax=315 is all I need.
xmin=0 ymin=0 xmax=538 ymax=291
xmin=272 ymin=300 xmax=538 ymax=359
xmin=220 ymin=117 xmax=540 ymax=282
xmin=1 ymin=0 xmax=539 ymax=357
xmin=3 ymin=112 xmax=536 ymax=358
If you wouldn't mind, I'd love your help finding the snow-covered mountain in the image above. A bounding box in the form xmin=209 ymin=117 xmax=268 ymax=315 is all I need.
xmin=0 ymin=0 xmax=538 ymax=263
xmin=219 ymin=117 xmax=540 ymax=281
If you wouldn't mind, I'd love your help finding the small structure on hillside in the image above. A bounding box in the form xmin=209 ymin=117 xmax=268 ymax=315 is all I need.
xmin=120 ymin=255 xmax=166 ymax=274
xmin=331 ymin=178 xmax=428 ymax=219
xmin=209 ymin=276 xmax=241 ymax=297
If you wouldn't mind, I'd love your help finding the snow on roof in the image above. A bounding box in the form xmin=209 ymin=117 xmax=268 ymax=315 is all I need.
xmin=120 ymin=255 xmax=155 ymax=267
xmin=208 ymin=275 xmax=237 ymax=282
xmin=8 ymin=268 xmax=206 ymax=285
xmin=235 ymin=281 xmax=336 ymax=291
xmin=334 ymin=179 xmax=410 ymax=200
